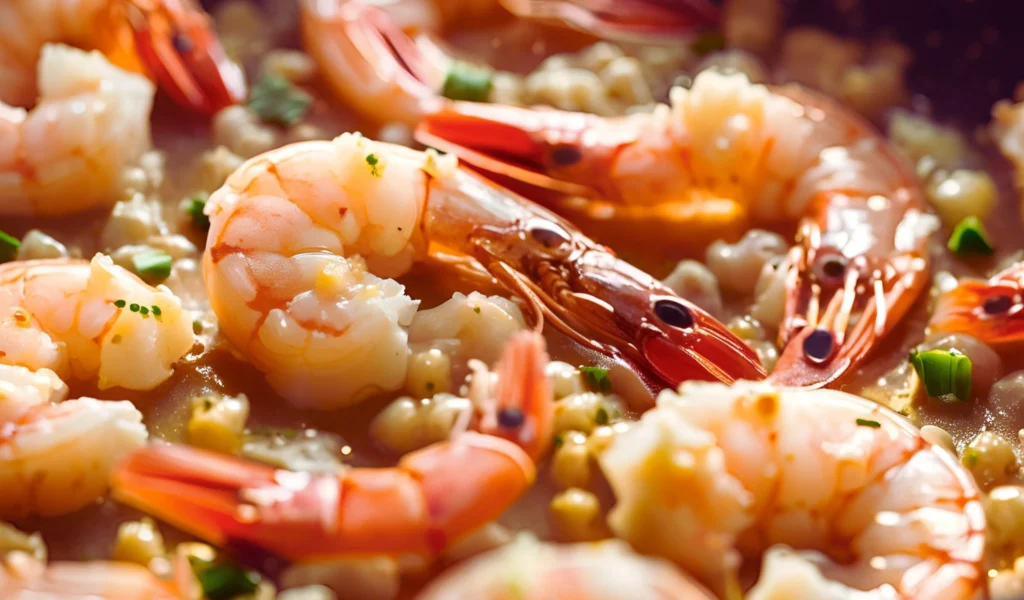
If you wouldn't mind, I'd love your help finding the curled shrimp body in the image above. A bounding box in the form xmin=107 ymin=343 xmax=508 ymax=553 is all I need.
xmin=0 ymin=44 xmax=154 ymax=217
xmin=0 ymin=255 xmax=194 ymax=391
xmin=417 ymin=535 xmax=716 ymax=600
xmin=0 ymin=363 xmax=148 ymax=518
xmin=0 ymin=551 xmax=195 ymax=599
xmin=931 ymin=260 xmax=1024 ymax=347
xmin=112 ymin=332 xmax=550 ymax=564
xmin=598 ymin=380 xmax=985 ymax=599
xmin=202 ymin=133 xmax=763 ymax=409
xmin=0 ymin=0 xmax=244 ymax=114
xmin=419 ymin=70 xmax=938 ymax=389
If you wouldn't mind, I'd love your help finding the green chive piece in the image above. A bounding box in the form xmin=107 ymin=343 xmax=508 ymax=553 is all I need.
xmin=0 ymin=230 xmax=20 ymax=263
xmin=193 ymin=319 xmax=204 ymax=335
xmin=856 ymin=418 xmax=881 ymax=428
xmin=139 ymin=306 xmax=149 ymax=316
xmin=441 ymin=61 xmax=493 ymax=102
xmin=580 ymin=366 xmax=612 ymax=394
xmin=185 ymin=192 xmax=210 ymax=230
xmin=947 ymin=216 xmax=995 ymax=256
xmin=473 ymin=306 xmax=482 ymax=314
xmin=132 ymin=250 xmax=173 ymax=283
xmin=129 ymin=304 xmax=140 ymax=313
xmin=190 ymin=557 xmax=260 ymax=600
xmin=691 ymin=31 xmax=725 ymax=56
xmin=114 ymin=299 xmax=127 ymax=308
xmin=248 ymin=74 xmax=311 ymax=126
xmin=151 ymin=305 xmax=162 ymax=316
xmin=595 ymin=406 xmax=609 ymax=426
xmin=365 ymin=153 xmax=382 ymax=177
xmin=909 ymin=348 xmax=973 ymax=402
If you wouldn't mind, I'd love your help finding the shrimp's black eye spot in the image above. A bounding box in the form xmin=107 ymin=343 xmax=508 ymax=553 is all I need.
xmin=529 ymin=221 xmax=570 ymax=249
xmin=983 ymin=295 xmax=1013 ymax=315
xmin=172 ymin=32 xmax=193 ymax=54
xmin=654 ymin=299 xmax=694 ymax=329
xmin=802 ymin=329 xmax=834 ymax=363
xmin=497 ymin=407 xmax=525 ymax=429
xmin=814 ymin=254 xmax=847 ymax=283
xmin=551 ymin=144 xmax=582 ymax=166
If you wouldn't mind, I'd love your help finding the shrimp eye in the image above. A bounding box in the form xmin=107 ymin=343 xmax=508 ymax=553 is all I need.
xmin=529 ymin=220 xmax=571 ymax=249
xmin=497 ymin=407 xmax=525 ymax=429
xmin=983 ymin=295 xmax=1013 ymax=315
xmin=654 ymin=299 xmax=694 ymax=329
xmin=814 ymin=254 xmax=847 ymax=283
xmin=802 ymin=329 xmax=834 ymax=363
xmin=551 ymin=144 xmax=582 ymax=166
xmin=172 ymin=32 xmax=194 ymax=54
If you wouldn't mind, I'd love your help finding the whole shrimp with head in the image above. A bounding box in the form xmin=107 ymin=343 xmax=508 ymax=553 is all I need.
xmin=299 ymin=0 xmax=720 ymax=126
xmin=418 ymin=69 xmax=938 ymax=388
xmin=0 ymin=0 xmax=244 ymax=113
xmin=112 ymin=331 xmax=550 ymax=571
xmin=597 ymin=380 xmax=985 ymax=599
xmin=201 ymin=133 xmax=763 ymax=410
xmin=930 ymin=259 xmax=1024 ymax=350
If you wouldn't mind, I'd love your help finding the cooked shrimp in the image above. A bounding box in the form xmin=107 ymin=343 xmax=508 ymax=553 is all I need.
xmin=0 ymin=255 xmax=194 ymax=390
xmin=598 ymin=380 xmax=985 ymax=598
xmin=0 ymin=0 xmax=244 ymax=114
xmin=298 ymin=0 xmax=718 ymax=125
xmin=0 ymin=550 xmax=195 ymax=599
xmin=931 ymin=260 xmax=1024 ymax=348
xmin=417 ymin=535 xmax=717 ymax=600
xmin=202 ymin=133 xmax=763 ymax=409
xmin=111 ymin=331 xmax=551 ymax=563
xmin=419 ymin=70 xmax=937 ymax=388
xmin=0 ymin=45 xmax=154 ymax=216
xmin=0 ymin=363 xmax=147 ymax=518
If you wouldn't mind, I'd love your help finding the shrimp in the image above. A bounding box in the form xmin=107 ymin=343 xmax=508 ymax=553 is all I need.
xmin=0 ymin=255 xmax=194 ymax=390
xmin=416 ymin=535 xmax=717 ymax=600
xmin=0 ymin=362 xmax=148 ymax=518
xmin=110 ymin=331 xmax=550 ymax=564
xmin=0 ymin=44 xmax=155 ymax=217
xmin=930 ymin=260 xmax=1024 ymax=348
xmin=0 ymin=550 xmax=196 ymax=599
xmin=597 ymin=380 xmax=985 ymax=598
xmin=298 ymin=0 xmax=718 ymax=125
xmin=418 ymin=70 xmax=938 ymax=388
xmin=201 ymin=133 xmax=763 ymax=410
xmin=0 ymin=0 xmax=244 ymax=114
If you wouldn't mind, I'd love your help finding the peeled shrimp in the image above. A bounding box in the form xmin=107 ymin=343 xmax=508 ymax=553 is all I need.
xmin=0 ymin=255 xmax=194 ymax=390
xmin=112 ymin=331 xmax=551 ymax=566
xmin=202 ymin=133 xmax=762 ymax=409
xmin=598 ymin=380 xmax=985 ymax=598
xmin=0 ymin=44 xmax=153 ymax=217
xmin=0 ymin=363 xmax=147 ymax=518
xmin=0 ymin=0 xmax=243 ymax=114
xmin=417 ymin=535 xmax=717 ymax=600
xmin=0 ymin=551 xmax=195 ymax=599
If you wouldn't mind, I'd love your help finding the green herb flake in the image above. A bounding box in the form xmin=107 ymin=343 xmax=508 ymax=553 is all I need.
xmin=963 ymin=447 xmax=980 ymax=468
xmin=185 ymin=193 xmax=210 ymax=230
xmin=365 ymin=153 xmax=382 ymax=177
xmin=442 ymin=61 xmax=494 ymax=102
xmin=691 ymin=31 xmax=725 ymax=56
xmin=909 ymin=348 xmax=972 ymax=402
xmin=139 ymin=306 xmax=149 ymax=316
xmin=190 ymin=558 xmax=260 ymax=600
xmin=855 ymin=418 xmax=881 ymax=428
xmin=580 ymin=366 xmax=612 ymax=394
xmin=151 ymin=305 xmax=162 ymax=317
xmin=0 ymin=230 xmax=19 ymax=263
xmin=114 ymin=299 xmax=127 ymax=308
xmin=473 ymin=306 xmax=482 ymax=314
xmin=132 ymin=249 xmax=173 ymax=283
xmin=129 ymin=303 xmax=140 ymax=313
xmin=248 ymin=74 xmax=311 ymax=126
xmin=595 ymin=406 xmax=610 ymax=426
xmin=947 ymin=216 xmax=995 ymax=256
xmin=192 ymin=319 xmax=204 ymax=335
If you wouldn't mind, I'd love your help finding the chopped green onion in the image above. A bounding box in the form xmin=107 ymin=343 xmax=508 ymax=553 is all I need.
xmin=855 ymin=418 xmax=881 ymax=428
xmin=0 ymin=230 xmax=20 ymax=263
xmin=139 ymin=306 xmax=150 ymax=316
xmin=595 ymin=406 xmax=609 ymax=426
xmin=132 ymin=250 xmax=173 ymax=283
xmin=189 ymin=557 xmax=260 ymax=600
xmin=151 ymin=305 xmax=162 ymax=317
xmin=193 ymin=319 xmax=204 ymax=335
xmin=947 ymin=216 xmax=994 ymax=256
xmin=909 ymin=348 xmax=972 ymax=402
xmin=114 ymin=299 xmax=127 ymax=308
xmin=691 ymin=31 xmax=725 ymax=56
xmin=441 ymin=61 xmax=493 ymax=102
xmin=248 ymin=74 xmax=312 ymax=126
xmin=129 ymin=304 xmax=140 ymax=313
xmin=365 ymin=153 xmax=382 ymax=177
xmin=580 ymin=366 xmax=612 ymax=394
xmin=473 ymin=306 xmax=482 ymax=314
xmin=185 ymin=193 xmax=210 ymax=230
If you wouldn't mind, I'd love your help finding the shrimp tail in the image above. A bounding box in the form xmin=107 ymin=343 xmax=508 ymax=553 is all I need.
xmin=122 ymin=0 xmax=246 ymax=114
xmin=498 ymin=0 xmax=721 ymax=43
